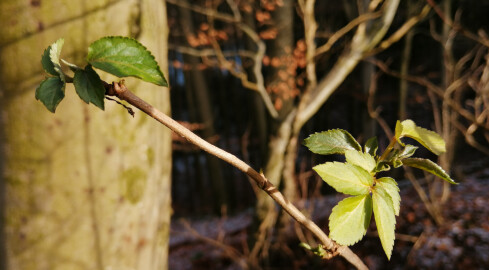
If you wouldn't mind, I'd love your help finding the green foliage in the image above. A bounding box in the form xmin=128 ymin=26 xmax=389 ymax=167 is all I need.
xmin=402 ymin=158 xmax=456 ymax=184
xmin=35 ymin=36 xmax=168 ymax=113
xmin=395 ymin=119 xmax=446 ymax=155
xmin=329 ymin=194 xmax=372 ymax=246
xmin=313 ymin=162 xmax=372 ymax=196
xmin=304 ymin=120 xmax=456 ymax=259
xmin=87 ymin=36 xmax=168 ymax=86
xmin=304 ymin=129 xmax=361 ymax=155
xmin=35 ymin=77 xmax=65 ymax=113
xmin=345 ymin=149 xmax=376 ymax=172
xmin=41 ymin=44 xmax=58 ymax=76
xmin=299 ymin=243 xmax=327 ymax=258
xmin=372 ymin=185 xmax=396 ymax=260
xmin=364 ymin=136 xmax=378 ymax=157
xmin=49 ymin=38 xmax=66 ymax=81
xmin=73 ymin=65 xmax=106 ymax=110
xmin=376 ymin=177 xmax=400 ymax=216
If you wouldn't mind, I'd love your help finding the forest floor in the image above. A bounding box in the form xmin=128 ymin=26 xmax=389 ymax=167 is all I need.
xmin=169 ymin=162 xmax=489 ymax=270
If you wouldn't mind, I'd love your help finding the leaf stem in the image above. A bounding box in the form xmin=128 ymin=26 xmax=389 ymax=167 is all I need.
xmin=379 ymin=137 xmax=398 ymax=162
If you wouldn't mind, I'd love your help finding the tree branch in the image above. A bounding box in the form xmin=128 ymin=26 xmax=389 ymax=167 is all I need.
xmin=105 ymin=81 xmax=368 ymax=270
xmin=166 ymin=0 xmax=278 ymax=118
xmin=294 ymin=0 xmax=400 ymax=132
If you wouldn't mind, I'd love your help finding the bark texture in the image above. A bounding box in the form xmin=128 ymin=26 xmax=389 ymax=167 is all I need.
xmin=0 ymin=0 xmax=172 ymax=269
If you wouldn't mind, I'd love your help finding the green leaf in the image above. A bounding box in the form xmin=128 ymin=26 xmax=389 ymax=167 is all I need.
xmin=374 ymin=162 xmax=390 ymax=172
xmin=313 ymin=162 xmax=373 ymax=195
xmin=345 ymin=150 xmax=376 ymax=172
xmin=395 ymin=120 xmax=446 ymax=155
xmin=304 ymin=129 xmax=361 ymax=155
xmin=365 ymin=136 xmax=378 ymax=157
xmin=392 ymin=159 xmax=403 ymax=168
xmin=49 ymin=38 xmax=65 ymax=81
xmin=376 ymin=177 xmax=400 ymax=216
xmin=402 ymin=158 xmax=457 ymax=184
xmin=41 ymin=44 xmax=57 ymax=76
xmin=87 ymin=36 xmax=168 ymax=86
xmin=398 ymin=144 xmax=418 ymax=159
xmin=329 ymin=194 xmax=372 ymax=246
xmin=372 ymin=185 xmax=396 ymax=260
xmin=381 ymin=148 xmax=403 ymax=168
xmin=35 ymin=77 xmax=65 ymax=113
xmin=73 ymin=65 xmax=106 ymax=110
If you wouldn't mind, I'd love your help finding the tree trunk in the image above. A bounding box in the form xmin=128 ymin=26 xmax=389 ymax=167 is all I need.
xmin=177 ymin=5 xmax=227 ymax=215
xmin=0 ymin=0 xmax=172 ymax=269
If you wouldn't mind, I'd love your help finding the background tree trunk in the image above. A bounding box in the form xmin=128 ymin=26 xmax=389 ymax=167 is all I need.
xmin=0 ymin=0 xmax=172 ymax=269
xmin=177 ymin=5 xmax=227 ymax=214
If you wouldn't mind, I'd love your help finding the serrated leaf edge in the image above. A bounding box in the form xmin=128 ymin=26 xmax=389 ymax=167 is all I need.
xmin=396 ymin=119 xmax=446 ymax=155
xmin=49 ymin=38 xmax=65 ymax=82
xmin=372 ymin=185 xmax=396 ymax=260
xmin=329 ymin=195 xmax=372 ymax=246
xmin=303 ymin=129 xmax=362 ymax=155
xmin=402 ymin=158 xmax=457 ymax=184
xmin=87 ymin=36 xmax=167 ymax=86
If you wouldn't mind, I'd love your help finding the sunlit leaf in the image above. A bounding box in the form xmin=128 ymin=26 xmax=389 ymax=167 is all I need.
xmin=304 ymin=129 xmax=361 ymax=155
xmin=345 ymin=150 xmax=376 ymax=172
xmin=87 ymin=36 xmax=168 ymax=86
xmin=73 ymin=65 xmax=106 ymax=110
xmin=374 ymin=162 xmax=390 ymax=173
xmin=365 ymin=136 xmax=378 ymax=157
xmin=35 ymin=77 xmax=65 ymax=113
xmin=372 ymin=185 xmax=396 ymax=260
xmin=395 ymin=120 xmax=445 ymax=155
xmin=402 ymin=158 xmax=457 ymax=184
xmin=376 ymin=177 xmax=400 ymax=216
xmin=49 ymin=38 xmax=65 ymax=81
xmin=398 ymin=144 xmax=418 ymax=159
xmin=313 ymin=162 xmax=373 ymax=195
xmin=329 ymin=194 xmax=372 ymax=246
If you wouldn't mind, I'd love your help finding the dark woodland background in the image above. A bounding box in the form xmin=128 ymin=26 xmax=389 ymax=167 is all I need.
xmin=166 ymin=0 xmax=489 ymax=269
xmin=1 ymin=0 xmax=489 ymax=269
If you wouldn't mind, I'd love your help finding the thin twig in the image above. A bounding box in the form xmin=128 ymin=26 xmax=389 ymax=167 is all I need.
xmin=107 ymin=81 xmax=368 ymax=270
xmin=425 ymin=0 xmax=489 ymax=48
xmin=315 ymin=11 xmax=381 ymax=57
xmin=105 ymin=96 xmax=135 ymax=117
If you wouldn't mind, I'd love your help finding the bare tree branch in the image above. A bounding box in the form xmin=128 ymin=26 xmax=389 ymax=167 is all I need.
xmin=365 ymin=4 xmax=431 ymax=57
xmin=295 ymin=0 xmax=401 ymax=132
xmin=166 ymin=0 xmax=279 ymax=118
xmin=425 ymin=0 xmax=489 ymax=48
xmin=315 ymin=11 xmax=381 ymax=57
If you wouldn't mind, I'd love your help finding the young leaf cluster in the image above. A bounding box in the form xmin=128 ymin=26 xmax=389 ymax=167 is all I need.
xmin=303 ymin=120 xmax=456 ymax=259
xmin=35 ymin=37 xmax=168 ymax=113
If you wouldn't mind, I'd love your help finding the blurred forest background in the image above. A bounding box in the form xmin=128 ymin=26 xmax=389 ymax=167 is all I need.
xmin=1 ymin=0 xmax=489 ymax=269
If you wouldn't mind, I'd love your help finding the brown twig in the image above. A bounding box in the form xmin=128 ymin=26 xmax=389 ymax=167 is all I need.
xmin=425 ymin=0 xmax=489 ymax=48
xmin=315 ymin=11 xmax=381 ymax=57
xmin=370 ymin=58 xmax=489 ymax=131
xmin=106 ymin=81 xmax=368 ymax=270
xmin=166 ymin=0 xmax=278 ymax=118
xmin=105 ymin=96 xmax=135 ymax=117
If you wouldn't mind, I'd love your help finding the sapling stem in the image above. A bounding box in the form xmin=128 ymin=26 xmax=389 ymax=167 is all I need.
xmin=379 ymin=137 xmax=398 ymax=162
xmin=106 ymin=81 xmax=369 ymax=270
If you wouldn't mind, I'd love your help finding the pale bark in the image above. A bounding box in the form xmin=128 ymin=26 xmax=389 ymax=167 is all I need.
xmin=0 ymin=0 xmax=172 ymax=269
